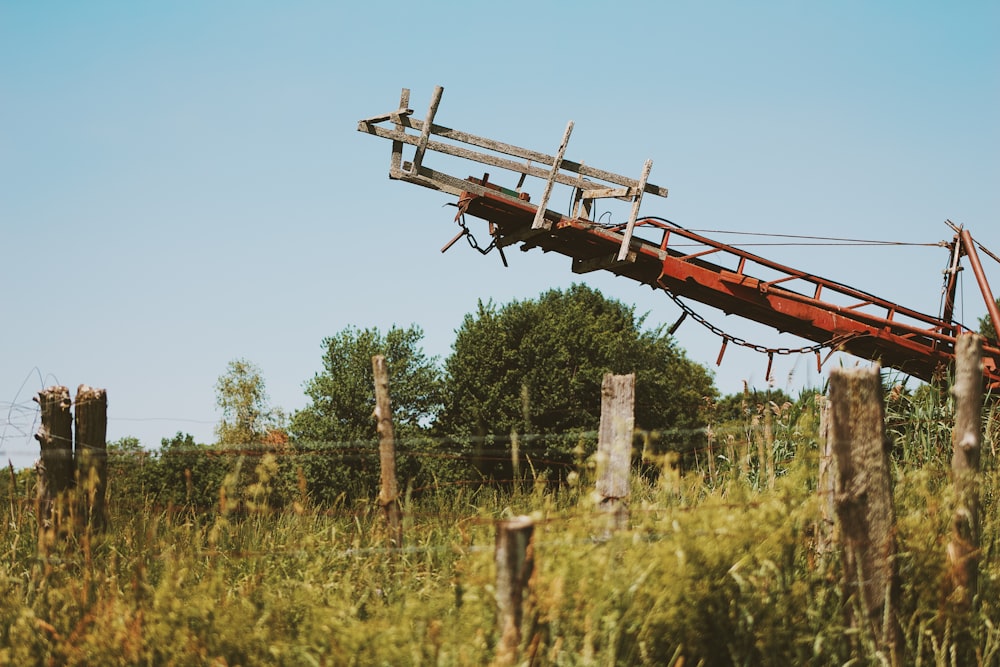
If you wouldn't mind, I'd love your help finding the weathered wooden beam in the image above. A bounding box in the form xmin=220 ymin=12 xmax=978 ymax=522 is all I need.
xmin=389 ymin=88 xmax=411 ymax=173
xmin=359 ymin=116 xmax=668 ymax=198
xmin=372 ymin=355 xmax=402 ymax=547
xmin=409 ymin=85 xmax=443 ymax=176
xmin=34 ymin=385 xmax=73 ymax=546
xmin=948 ymin=333 xmax=983 ymax=610
xmin=618 ymin=159 xmax=653 ymax=262
xmin=596 ymin=373 xmax=635 ymax=532
xmin=828 ymin=365 xmax=900 ymax=663
xmin=532 ymin=121 xmax=574 ymax=230
xmin=495 ymin=515 xmax=534 ymax=665
xmin=75 ymin=384 xmax=108 ymax=531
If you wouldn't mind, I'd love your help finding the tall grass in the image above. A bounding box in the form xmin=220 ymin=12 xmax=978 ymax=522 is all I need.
xmin=1 ymin=398 xmax=998 ymax=665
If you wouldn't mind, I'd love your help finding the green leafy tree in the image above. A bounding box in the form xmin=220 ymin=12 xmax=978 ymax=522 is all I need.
xmin=214 ymin=359 xmax=293 ymax=508
xmin=215 ymin=358 xmax=283 ymax=446
xmin=290 ymin=325 xmax=444 ymax=503
xmin=436 ymin=284 xmax=717 ymax=481
xmin=977 ymin=298 xmax=999 ymax=340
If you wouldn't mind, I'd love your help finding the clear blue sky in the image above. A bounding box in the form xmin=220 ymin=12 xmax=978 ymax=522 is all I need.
xmin=2 ymin=2 xmax=998 ymax=469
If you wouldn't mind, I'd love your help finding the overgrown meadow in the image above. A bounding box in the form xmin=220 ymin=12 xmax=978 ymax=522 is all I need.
xmin=2 ymin=389 xmax=999 ymax=666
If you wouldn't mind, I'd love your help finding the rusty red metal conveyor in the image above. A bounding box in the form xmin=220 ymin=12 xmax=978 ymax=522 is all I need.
xmin=358 ymin=86 xmax=1000 ymax=389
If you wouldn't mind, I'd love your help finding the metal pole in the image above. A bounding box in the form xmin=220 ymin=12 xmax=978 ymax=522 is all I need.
xmin=960 ymin=228 xmax=1000 ymax=338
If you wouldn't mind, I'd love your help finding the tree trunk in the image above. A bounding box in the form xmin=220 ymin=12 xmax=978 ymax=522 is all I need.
xmin=34 ymin=386 xmax=73 ymax=545
xmin=75 ymin=385 xmax=108 ymax=530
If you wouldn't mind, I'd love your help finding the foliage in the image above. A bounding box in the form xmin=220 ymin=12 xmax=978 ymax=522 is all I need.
xmin=437 ymin=284 xmax=717 ymax=481
xmin=1 ymin=393 xmax=998 ymax=665
xmin=711 ymin=386 xmax=794 ymax=423
xmin=290 ymin=325 xmax=445 ymax=504
xmin=977 ymin=297 xmax=1000 ymax=341
xmin=215 ymin=358 xmax=284 ymax=446
xmin=106 ymin=436 xmax=156 ymax=502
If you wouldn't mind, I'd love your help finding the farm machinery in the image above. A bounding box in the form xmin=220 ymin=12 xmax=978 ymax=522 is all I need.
xmin=358 ymin=86 xmax=1000 ymax=389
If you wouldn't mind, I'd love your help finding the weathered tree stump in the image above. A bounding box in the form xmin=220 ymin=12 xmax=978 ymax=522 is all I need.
xmin=75 ymin=385 xmax=108 ymax=530
xmin=495 ymin=515 xmax=534 ymax=665
xmin=34 ymin=385 xmax=73 ymax=544
xmin=948 ymin=333 xmax=983 ymax=609
xmin=372 ymin=355 xmax=402 ymax=547
xmin=828 ymin=366 xmax=900 ymax=664
xmin=595 ymin=373 xmax=635 ymax=532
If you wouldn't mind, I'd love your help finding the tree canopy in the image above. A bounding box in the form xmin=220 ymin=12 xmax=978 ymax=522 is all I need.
xmin=977 ymin=298 xmax=999 ymax=341
xmin=289 ymin=325 xmax=444 ymax=502
xmin=215 ymin=358 xmax=282 ymax=446
xmin=436 ymin=284 xmax=717 ymax=480
xmin=291 ymin=325 xmax=443 ymax=445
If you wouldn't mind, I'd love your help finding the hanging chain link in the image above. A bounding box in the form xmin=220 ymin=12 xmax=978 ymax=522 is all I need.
xmin=446 ymin=211 xmax=508 ymax=267
xmin=662 ymin=289 xmax=860 ymax=356
xmin=456 ymin=213 xmax=497 ymax=255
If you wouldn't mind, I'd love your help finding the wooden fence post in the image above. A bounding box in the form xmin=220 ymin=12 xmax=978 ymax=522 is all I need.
xmin=595 ymin=373 xmax=635 ymax=531
xmin=372 ymin=355 xmax=402 ymax=547
xmin=495 ymin=515 xmax=534 ymax=665
xmin=75 ymin=385 xmax=108 ymax=530
xmin=815 ymin=394 xmax=837 ymax=562
xmin=828 ymin=366 xmax=900 ymax=664
xmin=34 ymin=386 xmax=73 ymax=546
xmin=948 ymin=333 xmax=983 ymax=609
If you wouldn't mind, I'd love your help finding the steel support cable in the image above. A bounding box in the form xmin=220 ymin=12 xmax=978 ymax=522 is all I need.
xmin=684 ymin=228 xmax=941 ymax=247
xmin=597 ymin=214 xmax=943 ymax=248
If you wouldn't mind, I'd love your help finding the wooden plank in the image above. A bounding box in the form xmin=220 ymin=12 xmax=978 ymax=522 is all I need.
xmin=366 ymin=123 xmax=568 ymax=187
xmin=617 ymin=159 xmax=653 ymax=262
xmin=580 ymin=186 xmax=631 ymax=199
xmin=360 ymin=109 xmax=413 ymax=125
xmin=532 ymin=121 xmax=574 ymax=230
xmin=409 ymin=85 xmax=443 ymax=175
xmin=394 ymin=164 xmax=494 ymax=199
xmin=361 ymin=117 xmax=669 ymax=198
xmin=417 ymin=118 xmax=669 ymax=198
xmin=390 ymin=88 xmax=411 ymax=174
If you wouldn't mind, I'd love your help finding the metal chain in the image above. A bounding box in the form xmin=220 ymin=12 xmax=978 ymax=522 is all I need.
xmin=662 ymin=289 xmax=858 ymax=356
xmin=454 ymin=214 xmax=508 ymax=267
xmin=456 ymin=214 xmax=497 ymax=255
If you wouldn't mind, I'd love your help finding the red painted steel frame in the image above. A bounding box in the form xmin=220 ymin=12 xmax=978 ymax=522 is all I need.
xmin=457 ymin=183 xmax=1000 ymax=388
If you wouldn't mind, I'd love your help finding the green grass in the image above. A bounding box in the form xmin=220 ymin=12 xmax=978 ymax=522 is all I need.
xmin=2 ymin=406 xmax=999 ymax=665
